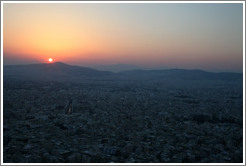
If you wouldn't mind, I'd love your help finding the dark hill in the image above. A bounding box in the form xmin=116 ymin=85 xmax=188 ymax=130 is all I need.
xmin=3 ymin=62 xmax=242 ymax=82
xmin=3 ymin=62 xmax=114 ymax=82
xmin=119 ymin=69 xmax=243 ymax=81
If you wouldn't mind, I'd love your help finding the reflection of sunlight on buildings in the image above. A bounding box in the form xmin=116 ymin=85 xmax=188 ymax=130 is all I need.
xmin=65 ymin=99 xmax=73 ymax=114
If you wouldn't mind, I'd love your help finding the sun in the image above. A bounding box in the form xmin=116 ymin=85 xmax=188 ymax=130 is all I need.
xmin=48 ymin=58 xmax=53 ymax=63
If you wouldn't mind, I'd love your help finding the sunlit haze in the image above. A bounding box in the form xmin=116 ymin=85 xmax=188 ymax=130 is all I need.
xmin=3 ymin=3 xmax=243 ymax=72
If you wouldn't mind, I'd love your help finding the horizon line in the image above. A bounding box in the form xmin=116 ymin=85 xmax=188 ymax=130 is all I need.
xmin=3 ymin=61 xmax=243 ymax=74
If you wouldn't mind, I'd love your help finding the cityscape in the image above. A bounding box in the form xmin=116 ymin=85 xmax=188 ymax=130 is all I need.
xmin=2 ymin=2 xmax=244 ymax=164
xmin=3 ymin=62 xmax=243 ymax=163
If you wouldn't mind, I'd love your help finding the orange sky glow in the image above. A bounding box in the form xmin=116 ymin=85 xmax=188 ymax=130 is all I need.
xmin=3 ymin=3 xmax=244 ymax=72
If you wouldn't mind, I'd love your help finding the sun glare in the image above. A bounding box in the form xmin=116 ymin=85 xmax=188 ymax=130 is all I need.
xmin=48 ymin=58 xmax=53 ymax=63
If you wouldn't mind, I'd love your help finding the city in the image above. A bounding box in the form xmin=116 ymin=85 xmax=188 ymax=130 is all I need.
xmin=3 ymin=70 xmax=243 ymax=163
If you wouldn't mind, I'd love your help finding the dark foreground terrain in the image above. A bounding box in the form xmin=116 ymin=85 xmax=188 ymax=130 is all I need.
xmin=3 ymin=63 xmax=243 ymax=163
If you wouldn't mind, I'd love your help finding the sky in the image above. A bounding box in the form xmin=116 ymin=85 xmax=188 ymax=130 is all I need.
xmin=3 ymin=3 xmax=244 ymax=72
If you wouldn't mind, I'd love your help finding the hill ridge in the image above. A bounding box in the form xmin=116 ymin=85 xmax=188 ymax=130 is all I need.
xmin=3 ymin=62 xmax=242 ymax=82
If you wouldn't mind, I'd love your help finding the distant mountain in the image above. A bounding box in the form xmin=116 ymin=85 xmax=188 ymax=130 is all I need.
xmin=91 ymin=64 xmax=141 ymax=72
xmin=4 ymin=62 xmax=114 ymax=82
xmin=119 ymin=69 xmax=243 ymax=81
xmin=3 ymin=62 xmax=242 ymax=82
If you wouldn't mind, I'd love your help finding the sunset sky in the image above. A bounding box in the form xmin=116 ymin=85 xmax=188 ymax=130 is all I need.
xmin=3 ymin=2 xmax=244 ymax=72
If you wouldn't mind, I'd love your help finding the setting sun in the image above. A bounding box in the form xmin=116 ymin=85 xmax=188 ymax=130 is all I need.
xmin=48 ymin=58 xmax=53 ymax=62
xmin=3 ymin=3 xmax=243 ymax=72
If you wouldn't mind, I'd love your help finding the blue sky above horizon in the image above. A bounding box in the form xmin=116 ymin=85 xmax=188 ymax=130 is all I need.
xmin=3 ymin=3 xmax=244 ymax=72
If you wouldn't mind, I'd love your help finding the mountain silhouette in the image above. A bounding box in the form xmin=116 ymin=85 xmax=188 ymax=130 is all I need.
xmin=119 ymin=69 xmax=243 ymax=81
xmin=4 ymin=62 xmax=114 ymax=82
xmin=91 ymin=64 xmax=141 ymax=72
xmin=3 ymin=62 xmax=242 ymax=82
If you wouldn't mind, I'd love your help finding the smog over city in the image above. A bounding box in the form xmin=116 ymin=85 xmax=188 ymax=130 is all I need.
xmin=2 ymin=2 xmax=244 ymax=164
